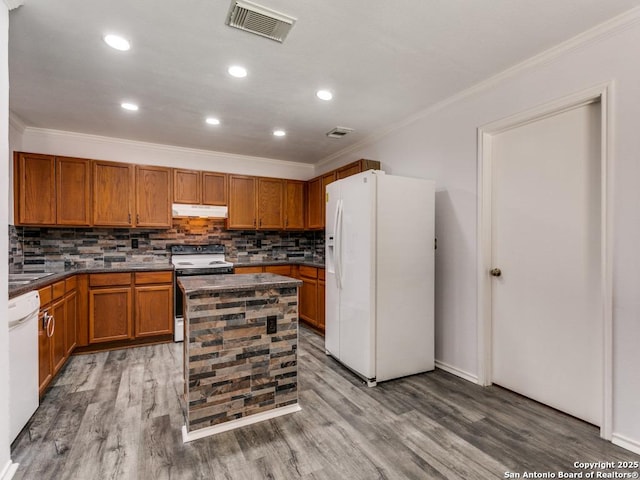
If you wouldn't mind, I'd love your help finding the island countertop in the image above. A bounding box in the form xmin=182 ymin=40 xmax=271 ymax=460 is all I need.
xmin=177 ymin=272 xmax=302 ymax=294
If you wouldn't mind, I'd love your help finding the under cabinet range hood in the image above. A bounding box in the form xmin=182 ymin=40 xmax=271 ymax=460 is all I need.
xmin=172 ymin=204 xmax=228 ymax=218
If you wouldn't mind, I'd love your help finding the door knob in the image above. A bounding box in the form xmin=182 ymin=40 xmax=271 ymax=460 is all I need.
xmin=490 ymin=268 xmax=502 ymax=277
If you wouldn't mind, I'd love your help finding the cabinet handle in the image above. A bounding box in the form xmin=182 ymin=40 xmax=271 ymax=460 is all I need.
xmin=128 ymin=213 xmax=132 ymax=224
xmin=136 ymin=213 xmax=140 ymax=224
xmin=44 ymin=312 xmax=55 ymax=338
xmin=253 ymin=219 xmax=256 ymax=227
xmin=259 ymin=219 xmax=262 ymax=227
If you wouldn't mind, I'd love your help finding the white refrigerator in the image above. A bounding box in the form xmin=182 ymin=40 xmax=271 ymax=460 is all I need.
xmin=325 ymin=170 xmax=435 ymax=386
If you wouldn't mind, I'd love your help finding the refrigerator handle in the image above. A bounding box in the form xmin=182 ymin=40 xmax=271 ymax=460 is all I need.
xmin=335 ymin=199 xmax=344 ymax=289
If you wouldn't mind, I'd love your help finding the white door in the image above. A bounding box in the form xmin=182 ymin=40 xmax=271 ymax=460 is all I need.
xmin=491 ymin=102 xmax=602 ymax=425
xmin=325 ymin=181 xmax=341 ymax=358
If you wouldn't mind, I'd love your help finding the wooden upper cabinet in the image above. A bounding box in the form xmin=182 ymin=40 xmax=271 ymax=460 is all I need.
xmin=15 ymin=152 xmax=56 ymax=225
xmin=336 ymin=159 xmax=381 ymax=180
xmin=228 ymin=175 xmax=257 ymax=229
xmin=93 ymin=161 xmax=135 ymax=227
xmin=173 ymin=169 xmax=227 ymax=206
xmin=257 ymin=177 xmax=284 ymax=230
xmin=202 ymin=172 xmax=227 ymax=205
xmin=173 ymin=168 xmax=201 ymax=204
xmin=56 ymin=156 xmax=91 ymax=226
xmin=285 ymin=180 xmax=305 ymax=230
xmin=306 ymin=177 xmax=322 ymax=230
xmin=136 ymin=165 xmax=172 ymax=228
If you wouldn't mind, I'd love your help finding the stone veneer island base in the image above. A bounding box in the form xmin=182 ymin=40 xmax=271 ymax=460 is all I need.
xmin=178 ymin=273 xmax=302 ymax=442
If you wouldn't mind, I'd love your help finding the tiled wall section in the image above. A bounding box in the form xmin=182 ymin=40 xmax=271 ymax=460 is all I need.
xmin=9 ymin=221 xmax=324 ymax=272
xmin=186 ymin=285 xmax=298 ymax=431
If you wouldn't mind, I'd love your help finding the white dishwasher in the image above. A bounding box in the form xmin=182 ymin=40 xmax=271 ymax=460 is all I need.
xmin=8 ymin=290 xmax=40 ymax=442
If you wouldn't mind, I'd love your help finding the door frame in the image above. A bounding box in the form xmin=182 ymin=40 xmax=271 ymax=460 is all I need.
xmin=476 ymin=82 xmax=613 ymax=439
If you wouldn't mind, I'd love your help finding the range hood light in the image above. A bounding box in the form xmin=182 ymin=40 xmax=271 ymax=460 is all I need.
xmin=172 ymin=204 xmax=228 ymax=218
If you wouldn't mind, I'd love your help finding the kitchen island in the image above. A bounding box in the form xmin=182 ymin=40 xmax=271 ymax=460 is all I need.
xmin=178 ymin=273 xmax=302 ymax=441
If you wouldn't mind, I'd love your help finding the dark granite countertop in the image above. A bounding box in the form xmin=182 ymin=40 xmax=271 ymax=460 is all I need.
xmin=232 ymin=259 xmax=325 ymax=269
xmin=178 ymin=273 xmax=302 ymax=294
xmin=8 ymin=263 xmax=173 ymax=299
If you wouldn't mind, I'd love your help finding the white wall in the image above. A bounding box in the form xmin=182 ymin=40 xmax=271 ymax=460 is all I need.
xmin=16 ymin=127 xmax=314 ymax=181
xmin=319 ymin=12 xmax=640 ymax=450
xmin=1 ymin=3 xmax=15 ymax=478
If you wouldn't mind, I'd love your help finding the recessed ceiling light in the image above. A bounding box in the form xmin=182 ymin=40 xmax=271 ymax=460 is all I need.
xmin=121 ymin=102 xmax=139 ymax=111
xmin=228 ymin=65 xmax=247 ymax=78
xmin=316 ymin=90 xmax=333 ymax=101
xmin=273 ymin=129 xmax=286 ymax=137
xmin=205 ymin=117 xmax=220 ymax=125
xmin=104 ymin=34 xmax=130 ymax=51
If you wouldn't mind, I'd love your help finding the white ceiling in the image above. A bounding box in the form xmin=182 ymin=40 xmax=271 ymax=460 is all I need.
xmin=8 ymin=0 xmax=640 ymax=164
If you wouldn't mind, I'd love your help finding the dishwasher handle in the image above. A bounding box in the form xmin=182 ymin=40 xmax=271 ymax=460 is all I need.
xmin=44 ymin=311 xmax=55 ymax=338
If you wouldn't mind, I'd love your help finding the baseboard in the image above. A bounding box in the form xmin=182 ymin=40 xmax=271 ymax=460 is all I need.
xmin=0 ymin=460 xmax=18 ymax=480
xmin=435 ymin=360 xmax=479 ymax=384
xmin=182 ymin=403 xmax=302 ymax=442
xmin=612 ymin=433 xmax=640 ymax=455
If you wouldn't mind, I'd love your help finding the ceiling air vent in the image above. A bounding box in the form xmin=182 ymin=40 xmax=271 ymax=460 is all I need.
xmin=226 ymin=0 xmax=296 ymax=43
xmin=326 ymin=127 xmax=354 ymax=139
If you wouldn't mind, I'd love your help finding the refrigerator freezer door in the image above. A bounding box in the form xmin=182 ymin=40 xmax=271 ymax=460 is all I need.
xmin=325 ymin=180 xmax=341 ymax=358
xmin=335 ymin=172 xmax=376 ymax=380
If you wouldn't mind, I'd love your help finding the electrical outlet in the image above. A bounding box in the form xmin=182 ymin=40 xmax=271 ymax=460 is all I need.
xmin=256 ymin=238 xmax=262 ymax=249
xmin=132 ymin=238 xmax=139 ymax=249
xmin=267 ymin=316 xmax=277 ymax=334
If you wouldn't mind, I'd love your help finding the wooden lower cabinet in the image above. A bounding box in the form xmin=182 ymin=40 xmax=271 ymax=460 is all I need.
xmin=88 ymin=271 xmax=174 ymax=344
xmin=135 ymin=284 xmax=173 ymax=337
xmin=317 ymin=269 xmax=325 ymax=331
xmin=234 ymin=266 xmax=264 ymax=274
xmin=89 ymin=286 xmax=133 ymax=343
xmin=51 ymin=297 xmax=66 ymax=373
xmin=38 ymin=278 xmax=76 ymax=396
xmin=38 ymin=310 xmax=53 ymax=395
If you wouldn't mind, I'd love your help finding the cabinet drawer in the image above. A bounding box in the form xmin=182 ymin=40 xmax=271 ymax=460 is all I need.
xmin=317 ymin=268 xmax=325 ymax=281
xmin=39 ymin=285 xmax=52 ymax=306
xmin=264 ymin=265 xmax=291 ymax=276
xmin=65 ymin=275 xmax=77 ymax=292
xmin=234 ymin=266 xmax=263 ymax=274
xmin=52 ymin=280 xmax=66 ymax=300
xmin=299 ymin=265 xmax=317 ymax=279
xmin=134 ymin=271 xmax=173 ymax=285
xmin=89 ymin=273 xmax=132 ymax=287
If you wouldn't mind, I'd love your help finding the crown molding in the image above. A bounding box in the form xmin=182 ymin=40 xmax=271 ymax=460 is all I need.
xmin=3 ymin=0 xmax=24 ymax=11
xmin=316 ymin=5 xmax=640 ymax=168
xmin=8 ymin=111 xmax=26 ymax=133
xmin=22 ymin=126 xmax=314 ymax=172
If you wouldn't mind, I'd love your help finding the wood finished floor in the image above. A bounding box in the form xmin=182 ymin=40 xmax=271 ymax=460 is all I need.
xmin=11 ymin=326 xmax=639 ymax=479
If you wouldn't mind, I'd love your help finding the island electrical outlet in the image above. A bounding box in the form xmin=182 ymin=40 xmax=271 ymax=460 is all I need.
xmin=267 ymin=316 xmax=277 ymax=334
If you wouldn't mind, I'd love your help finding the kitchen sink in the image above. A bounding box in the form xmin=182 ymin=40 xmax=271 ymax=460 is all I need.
xmin=8 ymin=272 xmax=55 ymax=282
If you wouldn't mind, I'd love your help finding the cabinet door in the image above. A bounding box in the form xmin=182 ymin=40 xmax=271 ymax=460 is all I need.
xmin=285 ymin=180 xmax=305 ymax=230
xmin=64 ymin=290 xmax=77 ymax=356
xmin=135 ymin=285 xmax=173 ymax=337
xmin=317 ymin=277 xmax=325 ymax=332
xmin=136 ymin=165 xmax=172 ymax=227
xmin=15 ymin=152 xmax=56 ymax=225
xmin=56 ymin=156 xmax=91 ymax=225
xmin=321 ymin=172 xmax=337 ymax=229
xmin=264 ymin=265 xmax=291 ymax=276
xmin=202 ymin=172 xmax=227 ymax=206
xmin=51 ymin=297 xmax=66 ymax=375
xmin=257 ymin=177 xmax=284 ymax=230
xmin=306 ymin=177 xmax=323 ymax=229
xmin=228 ymin=175 xmax=257 ymax=229
xmin=38 ymin=310 xmax=53 ymax=396
xmin=89 ymin=287 xmax=133 ymax=343
xmin=93 ymin=161 xmax=135 ymax=226
xmin=173 ymin=169 xmax=201 ymax=204
xmin=299 ymin=277 xmax=318 ymax=327
xmin=336 ymin=161 xmax=361 ymax=180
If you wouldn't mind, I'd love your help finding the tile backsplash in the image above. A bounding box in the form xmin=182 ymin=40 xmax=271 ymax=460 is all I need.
xmin=9 ymin=220 xmax=324 ymax=272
